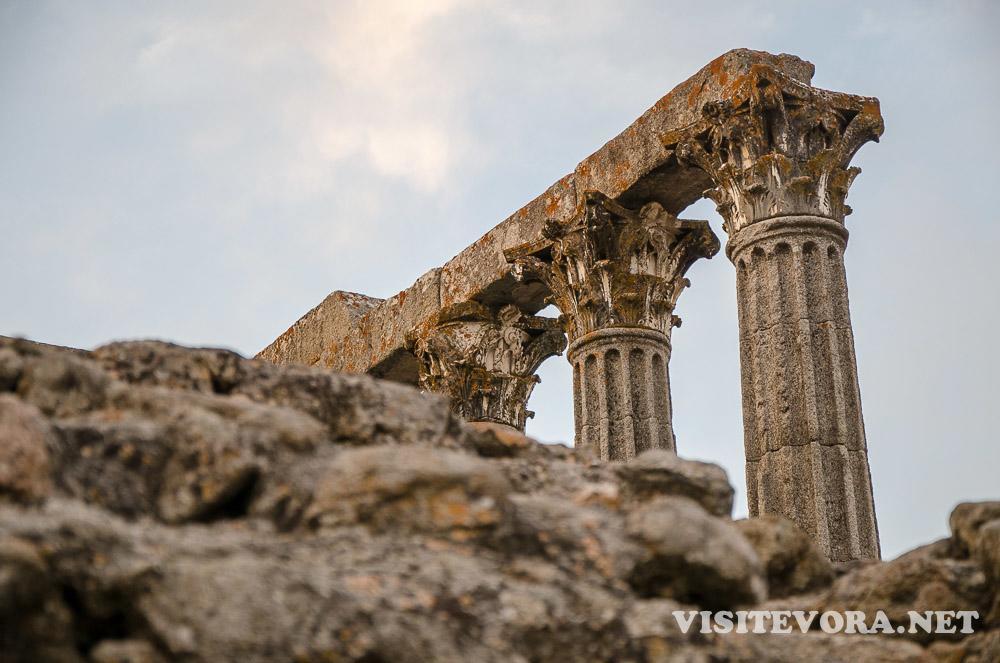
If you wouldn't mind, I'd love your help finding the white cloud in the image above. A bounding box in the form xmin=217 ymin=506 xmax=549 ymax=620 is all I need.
xmin=116 ymin=0 xmax=481 ymax=197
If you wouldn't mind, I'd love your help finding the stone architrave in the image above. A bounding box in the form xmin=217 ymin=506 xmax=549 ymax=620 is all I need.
xmin=669 ymin=62 xmax=883 ymax=561
xmin=407 ymin=302 xmax=566 ymax=431
xmin=507 ymin=191 xmax=719 ymax=461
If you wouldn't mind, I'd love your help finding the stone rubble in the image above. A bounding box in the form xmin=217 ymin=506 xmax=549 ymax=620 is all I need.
xmin=0 ymin=337 xmax=996 ymax=662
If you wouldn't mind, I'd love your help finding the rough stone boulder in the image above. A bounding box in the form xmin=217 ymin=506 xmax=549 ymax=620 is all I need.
xmin=616 ymin=449 xmax=735 ymax=517
xmin=735 ymin=515 xmax=835 ymax=599
xmin=0 ymin=337 xmax=996 ymax=662
xmin=626 ymin=496 xmax=765 ymax=609
xmin=950 ymin=501 xmax=1000 ymax=625
xmin=304 ymin=445 xmax=510 ymax=537
xmin=0 ymin=395 xmax=53 ymax=504
xmin=819 ymin=539 xmax=990 ymax=643
xmin=950 ymin=501 xmax=1000 ymax=556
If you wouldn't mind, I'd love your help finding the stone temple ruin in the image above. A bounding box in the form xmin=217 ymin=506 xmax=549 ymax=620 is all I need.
xmin=258 ymin=49 xmax=882 ymax=564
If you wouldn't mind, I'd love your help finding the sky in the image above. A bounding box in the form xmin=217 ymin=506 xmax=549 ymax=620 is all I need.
xmin=1 ymin=0 xmax=998 ymax=559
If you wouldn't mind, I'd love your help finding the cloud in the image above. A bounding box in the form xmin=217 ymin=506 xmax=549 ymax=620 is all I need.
xmin=109 ymin=0 xmax=482 ymax=198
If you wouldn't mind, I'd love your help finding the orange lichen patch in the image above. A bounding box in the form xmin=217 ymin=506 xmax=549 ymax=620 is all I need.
xmin=428 ymin=487 xmax=502 ymax=532
xmin=723 ymin=72 xmax=753 ymax=99
xmin=686 ymin=76 xmax=707 ymax=109
xmin=544 ymin=194 xmax=560 ymax=217
xmin=708 ymin=54 xmax=725 ymax=78
xmin=543 ymin=177 xmax=574 ymax=217
xmin=708 ymin=55 xmax=731 ymax=87
xmin=611 ymin=159 xmax=633 ymax=193
xmin=861 ymin=99 xmax=881 ymax=114
xmin=652 ymin=86 xmax=679 ymax=113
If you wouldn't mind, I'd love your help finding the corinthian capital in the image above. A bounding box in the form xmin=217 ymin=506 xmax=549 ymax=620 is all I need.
xmin=406 ymin=302 xmax=566 ymax=431
xmin=506 ymin=191 xmax=719 ymax=344
xmin=669 ymin=64 xmax=884 ymax=235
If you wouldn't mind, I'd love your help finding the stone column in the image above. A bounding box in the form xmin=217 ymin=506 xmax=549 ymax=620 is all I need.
xmin=508 ymin=191 xmax=719 ymax=460
xmin=673 ymin=64 xmax=884 ymax=561
xmin=407 ymin=302 xmax=566 ymax=432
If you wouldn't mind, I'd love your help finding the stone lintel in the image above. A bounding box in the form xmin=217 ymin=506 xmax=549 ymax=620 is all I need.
xmin=260 ymin=49 xmax=817 ymax=381
xmin=256 ymin=291 xmax=383 ymax=368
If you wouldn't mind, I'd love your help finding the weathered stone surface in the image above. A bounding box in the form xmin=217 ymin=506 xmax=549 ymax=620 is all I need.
xmin=0 ymin=338 xmax=997 ymax=661
xmin=625 ymin=496 xmax=766 ymax=609
xmin=0 ymin=395 xmax=53 ymax=504
xmin=90 ymin=639 xmax=166 ymax=663
xmin=0 ymin=347 xmax=23 ymax=391
xmin=51 ymin=414 xmax=171 ymax=517
xmin=710 ymin=632 xmax=924 ymax=662
xmin=356 ymin=267 xmax=441 ymax=381
xmin=16 ymin=350 xmax=111 ymax=418
xmin=499 ymin=492 xmax=639 ymax=582
xmin=974 ymin=519 xmax=1000 ymax=624
xmin=670 ymin=64 xmax=882 ymax=234
xmin=0 ymin=535 xmax=49 ymax=616
xmin=923 ymin=628 xmax=1000 ymax=662
xmin=1 ymin=337 xmax=476 ymax=528
xmin=949 ymin=500 xmax=1000 ymax=556
xmin=94 ymin=340 xmax=246 ymax=393
xmin=90 ymin=339 xmax=469 ymax=450
xmin=569 ymin=327 xmax=679 ymax=460
xmin=304 ymin=445 xmax=510 ymax=538
xmin=732 ymin=222 xmax=880 ymax=563
xmin=466 ymin=420 xmax=536 ymax=457
xmin=256 ymin=290 xmax=383 ymax=369
xmin=820 ymin=539 xmax=989 ymax=643
xmin=0 ymin=534 xmax=80 ymax=662
xmin=617 ymin=449 xmax=734 ymax=517
xmin=734 ymin=515 xmax=835 ymax=598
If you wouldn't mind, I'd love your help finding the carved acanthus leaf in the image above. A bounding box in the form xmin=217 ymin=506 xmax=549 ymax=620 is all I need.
xmin=406 ymin=303 xmax=566 ymax=431
xmin=671 ymin=64 xmax=884 ymax=234
xmin=508 ymin=191 xmax=719 ymax=343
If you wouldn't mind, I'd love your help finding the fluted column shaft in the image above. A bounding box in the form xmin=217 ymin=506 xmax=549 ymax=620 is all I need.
xmin=728 ymin=215 xmax=879 ymax=561
xmin=570 ymin=328 xmax=675 ymax=461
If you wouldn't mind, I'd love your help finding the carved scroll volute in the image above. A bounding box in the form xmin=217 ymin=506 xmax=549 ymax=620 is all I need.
xmin=507 ymin=191 xmax=719 ymax=344
xmin=406 ymin=303 xmax=566 ymax=430
xmin=672 ymin=64 xmax=884 ymax=234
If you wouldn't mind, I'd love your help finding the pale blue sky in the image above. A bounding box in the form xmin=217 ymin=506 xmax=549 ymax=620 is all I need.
xmin=2 ymin=1 xmax=997 ymax=558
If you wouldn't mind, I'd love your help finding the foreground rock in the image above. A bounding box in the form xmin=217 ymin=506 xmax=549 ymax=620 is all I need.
xmin=0 ymin=337 xmax=996 ymax=662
